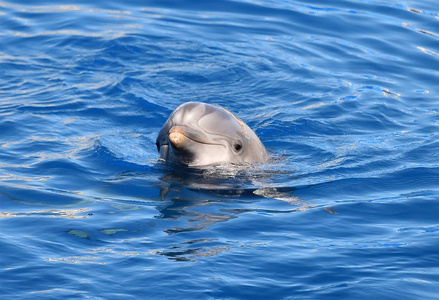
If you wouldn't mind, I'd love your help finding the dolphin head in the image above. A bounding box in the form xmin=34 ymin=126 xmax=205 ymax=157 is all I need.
xmin=156 ymin=102 xmax=268 ymax=167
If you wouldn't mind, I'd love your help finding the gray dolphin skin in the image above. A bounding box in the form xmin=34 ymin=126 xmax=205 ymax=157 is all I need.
xmin=156 ymin=102 xmax=268 ymax=166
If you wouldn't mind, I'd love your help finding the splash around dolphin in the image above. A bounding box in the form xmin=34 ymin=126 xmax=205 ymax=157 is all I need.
xmin=156 ymin=102 xmax=268 ymax=166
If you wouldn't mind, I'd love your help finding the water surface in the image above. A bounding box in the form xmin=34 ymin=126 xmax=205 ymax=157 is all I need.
xmin=1 ymin=0 xmax=439 ymax=299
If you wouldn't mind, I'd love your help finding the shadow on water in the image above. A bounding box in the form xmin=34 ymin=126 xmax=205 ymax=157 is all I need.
xmin=86 ymin=159 xmax=341 ymax=262
xmin=111 ymin=159 xmax=339 ymax=237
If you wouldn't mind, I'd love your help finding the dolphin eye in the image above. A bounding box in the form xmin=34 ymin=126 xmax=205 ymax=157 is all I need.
xmin=233 ymin=142 xmax=243 ymax=152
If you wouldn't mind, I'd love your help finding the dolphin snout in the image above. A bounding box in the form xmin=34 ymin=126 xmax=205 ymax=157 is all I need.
xmin=169 ymin=127 xmax=189 ymax=149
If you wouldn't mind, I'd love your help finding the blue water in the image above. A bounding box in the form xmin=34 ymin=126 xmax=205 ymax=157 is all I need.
xmin=1 ymin=0 xmax=438 ymax=298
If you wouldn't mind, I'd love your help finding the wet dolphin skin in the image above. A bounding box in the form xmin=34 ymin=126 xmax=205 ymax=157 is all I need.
xmin=156 ymin=102 xmax=268 ymax=166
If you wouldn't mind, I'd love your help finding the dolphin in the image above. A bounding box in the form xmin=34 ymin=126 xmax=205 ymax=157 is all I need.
xmin=156 ymin=102 xmax=268 ymax=166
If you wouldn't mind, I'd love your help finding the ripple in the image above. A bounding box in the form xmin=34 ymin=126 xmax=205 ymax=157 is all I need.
xmin=0 ymin=208 xmax=90 ymax=219
xmin=1 ymin=0 xmax=439 ymax=299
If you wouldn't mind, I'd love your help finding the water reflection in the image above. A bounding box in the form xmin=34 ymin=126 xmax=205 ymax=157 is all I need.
xmin=154 ymin=244 xmax=230 ymax=262
xmin=0 ymin=208 xmax=89 ymax=219
xmin=149 ymin=161 xmax=336 ymax=236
